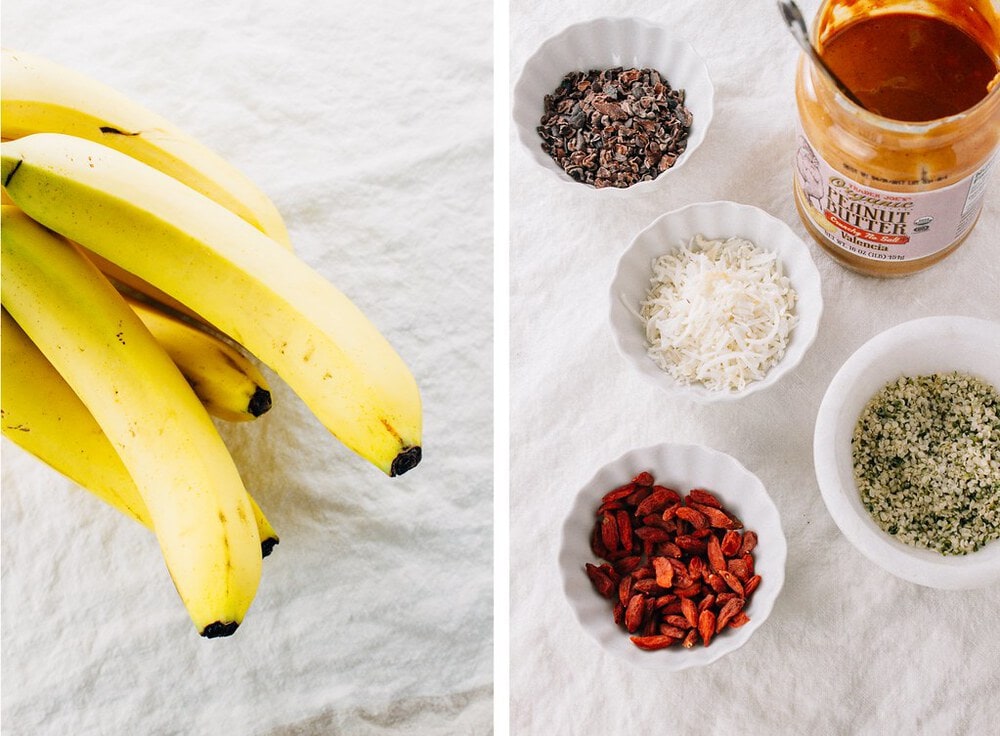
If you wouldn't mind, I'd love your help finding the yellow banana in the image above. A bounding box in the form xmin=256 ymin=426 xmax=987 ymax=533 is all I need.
xmin=1 ymin=205 xmax=262 ymax=637
xmin=1 ymin=133 xmax=423 ymax=477
xmin=87 ymin=246 xmax=207 ymax=323
xmin=1 ymin=309 xmax=279 ymax=556
xmin=1 ymin=204 xmax=271 ymax=422
xmin=1 ymin=48 xmax=292 ymax=249
xmin=2 ymin=307 xmax=147 ymax=523
xmin=125 ymin=294 xmax=273 ymax=423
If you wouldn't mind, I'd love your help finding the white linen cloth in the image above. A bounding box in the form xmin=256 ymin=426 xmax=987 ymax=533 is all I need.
xmin=509 ymin=1 xmax=1000 ymax=734
xmin=1 ymin=1 xmax=493 ymax=733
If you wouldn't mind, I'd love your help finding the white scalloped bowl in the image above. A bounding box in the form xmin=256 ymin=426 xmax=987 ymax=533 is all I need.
xmin=512 ymin=16 xmax=714 ymax=194
xmin=814 ymin=316 xmax=1000 ymax=589
xmin=609 ymin=201 xmax=824 ymax=402
xmin=559 ymin=443 xmax=787 ymax=671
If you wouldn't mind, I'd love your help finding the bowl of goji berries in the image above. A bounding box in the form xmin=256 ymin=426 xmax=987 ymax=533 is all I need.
xmin=559 ymin=442 xmax=787 ymax=669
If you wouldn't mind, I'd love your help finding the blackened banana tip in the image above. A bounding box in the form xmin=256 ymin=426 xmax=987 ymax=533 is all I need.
xmin=391 ymin=446 xmax=421 ymax=477
xmin=261 ymin=537 xmax=279 ymax=558
xmin=200 ymin=620 xmax=239 ymax=638
xmin=248 ymin=386 xmax=272 ymax=417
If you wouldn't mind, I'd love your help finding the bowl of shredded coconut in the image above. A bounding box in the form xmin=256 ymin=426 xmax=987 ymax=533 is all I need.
xmin=608 ymin=200 xmax=823 ymax=402
xmin=814 ymin=316 xmax=1000 ymax=589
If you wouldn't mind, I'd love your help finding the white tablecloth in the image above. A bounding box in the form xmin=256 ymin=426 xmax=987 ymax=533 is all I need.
xmin=509 ymin=1 xmax=1000 ymax=734
xmin=1 ymin=1 xmax=493 ymax=733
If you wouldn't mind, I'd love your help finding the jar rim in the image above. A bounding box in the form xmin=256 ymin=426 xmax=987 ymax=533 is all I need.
xmin=804 ymin=54 xmax=1000 ymax=135
xmin=807 ymin=1 xmax=1000 ymax=131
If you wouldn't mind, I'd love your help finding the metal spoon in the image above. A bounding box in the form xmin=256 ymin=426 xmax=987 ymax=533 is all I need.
xmin=776 ymin=0 xmax=867 ymax=108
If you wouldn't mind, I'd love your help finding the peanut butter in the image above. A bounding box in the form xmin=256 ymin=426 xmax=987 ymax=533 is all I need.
xmin=792 ymin=0 xmax=1000 ymax=277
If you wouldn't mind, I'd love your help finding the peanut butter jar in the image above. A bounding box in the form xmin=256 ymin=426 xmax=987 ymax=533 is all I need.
xmin=792 ymin=0 xmax=1000 ymax=277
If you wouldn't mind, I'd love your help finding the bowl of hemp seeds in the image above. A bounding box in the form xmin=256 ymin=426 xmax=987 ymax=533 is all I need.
xmin=512 ymin=16 xmax=714 ymax=193
xmin=813 ymin=316 xmax=1000 ymax=589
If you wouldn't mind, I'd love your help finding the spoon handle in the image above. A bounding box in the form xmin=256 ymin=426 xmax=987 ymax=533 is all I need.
xmin=776 ymin=0 xmax=867 ymax=108
xmin=777 ymin=0 xmax=810 ymax=43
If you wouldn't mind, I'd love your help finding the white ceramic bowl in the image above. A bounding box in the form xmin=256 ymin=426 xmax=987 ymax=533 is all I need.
xmin=559 ymin=443 xmax=787 ymax=670
xmin=814 ymin=316 xmax=1000 ymax=589
xmin=512 ymin=16 xmax=714 ymax=194
xmin=609 ymin=200 xmax=823 ymax=402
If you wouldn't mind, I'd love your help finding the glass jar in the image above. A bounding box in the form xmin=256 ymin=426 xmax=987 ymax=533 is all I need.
xmin=792 ymin=0 xmax=1000 ymax=277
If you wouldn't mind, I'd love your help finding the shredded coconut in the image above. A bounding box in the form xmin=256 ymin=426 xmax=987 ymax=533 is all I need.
xmin=638 ymin=234 xmax=798 ymax=392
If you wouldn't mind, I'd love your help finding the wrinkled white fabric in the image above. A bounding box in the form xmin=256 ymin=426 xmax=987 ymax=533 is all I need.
xmin=509 ymin=1 xmax=1000 ymax=734
xmin=1 ymin=1 xmax=493 ymax=734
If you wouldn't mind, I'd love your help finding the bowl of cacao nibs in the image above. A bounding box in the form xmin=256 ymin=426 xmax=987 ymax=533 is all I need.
xmin=512 ymin=16 xmax=714 ymax=193
xmin=814 ymin=316 xmax=1000 ymax=590
xmin=609 ymin=200 xmax=823 ymax=403
xmin=559 ymin=442 xmax=787 ymax=670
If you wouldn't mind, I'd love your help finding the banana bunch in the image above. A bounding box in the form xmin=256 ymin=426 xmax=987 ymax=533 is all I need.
xmin=1 ymin=49 xmax=423 ymax=638
xmin=1 ymin=308 xmax=281 ymax=554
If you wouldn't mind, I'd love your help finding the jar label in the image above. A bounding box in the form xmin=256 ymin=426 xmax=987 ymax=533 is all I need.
xmin=793 ymin=130 xmax=996 ymax=263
